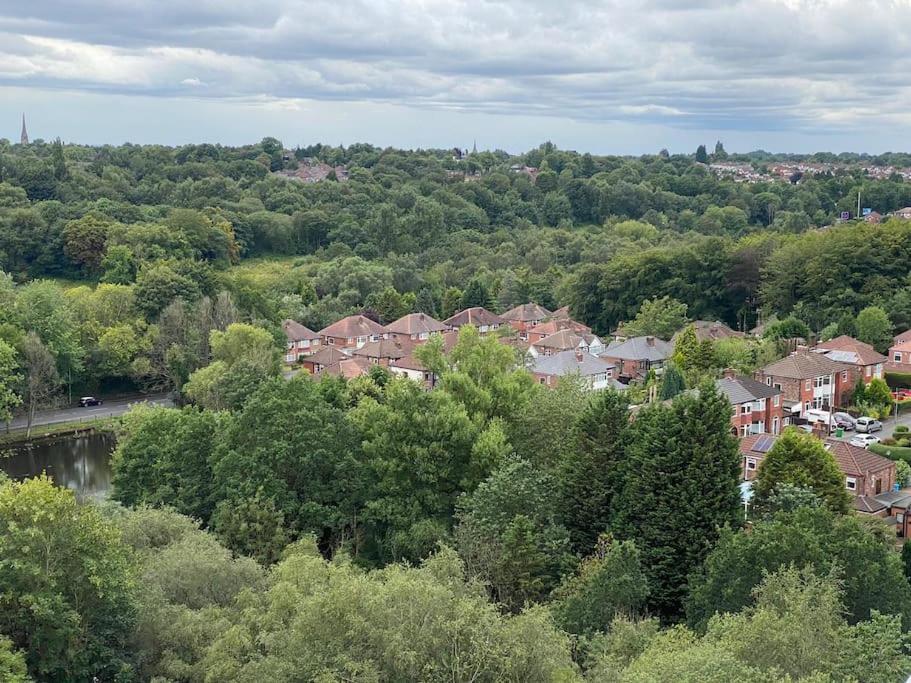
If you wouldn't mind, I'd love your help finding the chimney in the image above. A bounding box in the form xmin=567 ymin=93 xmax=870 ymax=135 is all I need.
xmin=722 ymin=368 xmax=737 ymax=380
xmin=645 ymin=336 xmax=655 ymax=347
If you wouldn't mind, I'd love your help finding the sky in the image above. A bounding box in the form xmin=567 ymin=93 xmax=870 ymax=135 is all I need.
xmin=2 ymin=0 xmax=911 ymax=155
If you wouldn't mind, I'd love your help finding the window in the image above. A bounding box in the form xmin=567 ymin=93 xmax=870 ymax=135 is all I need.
xmin=746 ymin=458 xmax=757 ymax=471
xmin=539 ymin=377 xmax=547 ymax=384
xmin=774 ymin=383 xmax=782 ymax=391
xmin=740 ymin=425 xmax=749 ymax=437
xmin=773 ymin=395 xmax=780 ymax=407
xmin=895 ymin=352 xmax=903 ymax=363
xmin=327 ymin=337 xmax=335 ymax=345
xmin=772 ymin=416 xmax=780 ymax=434
xmin=419 ymin=332 xmax=428 ymax=340
xmin=766 ymin=377 xmax=772 ymax=386
xmin=865 ymin=366 xmax=872 ymax=377
xmin=841 ymin=371 xmax=848 ymax=381
xmin=845 ymin=477 xmax=857 ymax=491
xmin=741 ymin=405 xmax=752 ymax=415
xmin=813 ymin=375 xmax=831 ymax=388
xmin=805 ymin=379 xmax=812 ymax=391
xmin=356 ymin=336 xmax=366 ymax=345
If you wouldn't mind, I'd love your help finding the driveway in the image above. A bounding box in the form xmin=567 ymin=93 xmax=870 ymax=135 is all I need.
xmin=6 ymin=393 xmax=174 ymax=431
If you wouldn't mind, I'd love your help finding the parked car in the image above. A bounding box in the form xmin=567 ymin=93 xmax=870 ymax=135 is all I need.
xmin=854 ymin=416 xmax=883 ymax=433
xmin=832 ymin=412 xmax=856 ymax=430
xmin=891 ymin=389 xmax=911 ymax=401
xmin=849 ymin=434 xmax=881 ymax=449
xmin=78 ymin=396 xmax=103 ymax=407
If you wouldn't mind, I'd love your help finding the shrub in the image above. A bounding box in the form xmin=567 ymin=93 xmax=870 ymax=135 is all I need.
xmin=882 ymin=438 xmax=897 ymax=446
xmin=895 ymin=425 xmax=910 ymax=434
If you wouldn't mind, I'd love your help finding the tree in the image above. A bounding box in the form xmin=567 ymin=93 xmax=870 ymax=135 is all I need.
xmin=441 ymin=287 xmax=463 ymax=319
xmin=0 ymin=637 xmax=30 ymax=683
xmin=658 ymin=364 xmax=686 ymax=400
xmin=671 ymin=324 xmax=716 ymax=374
xmin=856 ymin=306 xmax=893 ymax=353
xmin=455 ymin=458 xmax=572 ymax=611
xmin=134 ymin=261 xmax=200 ymax=318
xmin=20 ymin=332 xmax=60 ymax=438
xmin=62 ymin=214 xmax=110 ymax=274
xmin=713 ymin=140 xmax=727 ymax=160
xmin=0 ymin=476 xmax=137 ymax=681
xmin=762 ymin=316 xmax=810 ymax=341
xmin=558 ymin=389 xmax=629 ymax=554
xmin=212 ymin=493 xmax=290 ymax=565
xmin=695 ymin=144 xmax=709 ymax=163
xmin=753 ymin=428 xmax=851 ymax=514
xmin=611 ymin=382 xmax=741 ymax=620
xmin=865 ymin=377 xmax=893 ymax=413
xmin=460 ymin=277 xmax=493 ymax=310
xmin=551 ymin=535 xmax=649 ymax=637
xmin=622 ymin=296 xmax=688 ymax=339
xmin=686 ymin=506 xmax=911 ymax=631
xmin=0 ymin=339 xmax=21 ymax=427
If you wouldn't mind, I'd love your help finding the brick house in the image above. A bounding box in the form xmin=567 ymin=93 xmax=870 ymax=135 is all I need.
xmin=531 ymin=350 xmax=622 ymax=391
xmin=756 ymin=350 xmax=852 ymax=418
xmin=318 ymin=315 xmax=387 ymax=349
xmin=530 ymin=328 xmax=605 ymax=357
xmin=385 ymin=313 xmax=448 ymax=343
xmin=739 ymin=433 xmax=897 ymax=511
xmin=301 ymin=346 xmax=350 ymax=375
xmin=888 ymin=330 xmax=911 ymax=371
xmin=812 ymin=335 xmax=886 ymax=384
xmin=282 ymin=319 xmax=321 ymax=363
xmin=600 ymin=336 xmax=672 ymax=382
xmin=351 ymin=339 xmax=412 ymax=366
xmin=443 ymin=307 xmax=506 ymax=334
xmin=526 ymin=317 xmax=592 ymax=344
xmin=716 ymin=372 xmax=785 ymax=437
xmin=501 ymin=303 xmax=552 ymax=338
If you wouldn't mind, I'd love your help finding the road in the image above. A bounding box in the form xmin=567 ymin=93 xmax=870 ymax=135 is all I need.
xmin=7 ymin=393 xmax=174 ymax=431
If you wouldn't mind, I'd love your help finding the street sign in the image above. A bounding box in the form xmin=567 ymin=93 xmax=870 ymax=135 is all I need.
xmin=840 ymin=211 xmax=851 ymax=221
xmin=862 ymin=207 xmax=872 ymax=216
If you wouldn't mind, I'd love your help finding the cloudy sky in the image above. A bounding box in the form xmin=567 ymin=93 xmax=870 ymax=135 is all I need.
xmin=2 ymin=0 xmax=909 ymax=153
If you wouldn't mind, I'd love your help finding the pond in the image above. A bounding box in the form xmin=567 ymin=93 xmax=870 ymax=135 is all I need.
xmin=0 ymin=431 xmax=116 ymax=501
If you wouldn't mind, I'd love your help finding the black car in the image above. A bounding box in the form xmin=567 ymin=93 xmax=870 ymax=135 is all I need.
xmin=78 ymin=396 xmax=103 ymax=407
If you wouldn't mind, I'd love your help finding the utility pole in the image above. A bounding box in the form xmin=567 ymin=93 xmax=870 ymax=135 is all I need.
xmin=857 ymin=190 xmax=861 ymax=219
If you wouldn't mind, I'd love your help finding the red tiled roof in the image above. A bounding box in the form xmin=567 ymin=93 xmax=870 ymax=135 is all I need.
xmin=385 ymin=313 xmax=447 ymax=336
xmin=501 ymin=302 xmax=552 ymax=322
xmin=317 ymin=356 xmax=372 ymax=379
xmin=351 ymin=339 xmax=412 ymax=360
xmin=527 ymin=318 xmax=591 ymax=337
xmin=813 ymin=335 xmax=887 ymax=366
xmin=895 ymin=330 xmax=911 ymax=344
xmin=533 ymin=328 xmax=589 ymax=351
xmin=761 ymin=351 xmax=850 ymax=379
xmin=318 ymin=315 xmax=386 ymax=338
xmin=443 ymin=307 xmax=505 ymax=328
xmin=740 ymin=433 xmax=895 ymax=478
xmin=306 ymin=346 xmax=349 ymax=367
xmin=282 ymin=319 xmax=319 ymax=342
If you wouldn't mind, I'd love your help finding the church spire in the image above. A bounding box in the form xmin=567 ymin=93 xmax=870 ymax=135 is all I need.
xmin=20 ymin=114 xmax=28 ymax=145
xmin=472 ymin=139 xmax=478 ymax=155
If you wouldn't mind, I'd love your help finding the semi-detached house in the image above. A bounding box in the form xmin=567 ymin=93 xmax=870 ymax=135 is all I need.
xmin=715 ymin=372 xmax=785 ymax=437
xmin=756 ymin=349 xmax=852 ymax=418
xmin=318 ymin=314 xmax=387 ymax=349
xmin=282 ymin=319 xmax=321 ymax=363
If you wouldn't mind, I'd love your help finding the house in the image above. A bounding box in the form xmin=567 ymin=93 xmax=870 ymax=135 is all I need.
xmin=812 ymin=335 xmax=886 ymax=384
xmin=864 ymin=211 xmax=883 ymax=224
xmin=318 ymin=315 xmax=387 ymax=349
xmin=530 ymin=328 xmax=605 ymax=357
xmin=893 ymin=207 xmax=911 ymax=220
xmin=501 ymin=303 xmax=552 ymax=338
xmin=715 ymin=371 xmax=785 ymax=437
xmin=282 ymin=319 xmax=321 ymax=363
xmin=385 ymin=313 xmax=448 ymax=343
xmin=756 ymin=350 xmax=852 ymax=418
xmin=443 ymin=307 xmax=506 ymax=334
xmin=739 ymin=433 xmax=897 ymax=513
xmin=389 ymin=353 xmax=435 ymax=388
xmin=351 ymin=339 xmax=411 ymax=366
xmin=316 ymin=356 xmax=373 ymax=380
xmin=888 ymin=331 xmax=911 ymax=371
xmin=526 ymin=317 xmax=592 ymax=344
xmin=600 ymin=336 xmax=673 ymax=382
xmin=531 ymin=350 xmax=622 ymax=391
xmin=683 ymin=320 xmax=743 ymax=343
xmin=301 ymin=346 xmax=350 ymax=375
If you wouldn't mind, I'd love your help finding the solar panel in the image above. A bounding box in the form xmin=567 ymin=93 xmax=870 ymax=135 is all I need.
xmin=752 ymin=435 xmax=775 ymax=453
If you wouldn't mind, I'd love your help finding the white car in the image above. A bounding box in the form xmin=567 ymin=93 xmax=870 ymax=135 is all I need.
xmin=849 ymin=434 xmax=881 ymax=449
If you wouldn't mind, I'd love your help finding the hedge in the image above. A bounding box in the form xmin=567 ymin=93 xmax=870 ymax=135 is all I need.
xmin=870 ymin=443 xmax=911 ymax=465
xmin=886 ymin=371 xmax=911 ymax=389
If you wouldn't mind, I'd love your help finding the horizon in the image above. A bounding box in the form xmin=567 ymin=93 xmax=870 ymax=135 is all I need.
xmin=5 ymin=2 xmax=911 ymax=155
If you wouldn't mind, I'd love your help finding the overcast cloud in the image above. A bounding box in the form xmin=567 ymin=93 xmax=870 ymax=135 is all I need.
xmin=2 ymin=0 xmax=910 ymax=152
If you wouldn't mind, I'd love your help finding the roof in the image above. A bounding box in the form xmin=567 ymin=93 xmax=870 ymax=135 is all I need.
xmin=385 ymin=312 xmax=448 ymax=336
xmin=305 ymin=346 xmax=350 ymax=367
xmin=739 ymin=433 xmax=896 ymax=478
xmin=534 ymin=329 xmax=590 ymax=351
xmin=282 ymin=319 xmax=319 ymax=342
xmin=318 ymin=315 xmax=386 ymax=339
xmin=895 ymin=329 xmax=911 ymax=344
xmin=501 ymin=303 xmax=552 ymax=323
xmin=528 ymin=318 xmax=591 ymax=337
xmin=351 ymin=339 xmax=411 ymax=360
xmin=715 ymin=375 xmax=781 ymax=405
xmin=549 ymin=305 xmax=572 ymax=319
xmin=813 ymin=335 xmax=887 ymax=366
xmin=854 ymin=495 xmax=888 ymax=514
xmin=443 ymin=307 xmax=505 ymax=328
xmin=318 ymin=356 xmax=372 ymax=379
xmin=761 ymin=351 xmax=850 ymax=379
xmin=532 ymin=350 xmax=617 ymax=378
xmin=685 ymin=320 xmax=743 ymax=342
xmin=602 ymin=336 xmax=672 ymax=362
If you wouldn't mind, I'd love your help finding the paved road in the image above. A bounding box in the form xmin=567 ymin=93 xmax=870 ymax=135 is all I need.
xmin=7 ymin=394 xmax=174 ymax=431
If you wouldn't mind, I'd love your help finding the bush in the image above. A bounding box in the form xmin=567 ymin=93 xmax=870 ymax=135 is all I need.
xmin=895 ymin=425 xmax=910 ymax=434
xmin=882 ymin=438 xmax=897 ymax=446
xmin=900 ymin=439 xmax=911 ymax=448
xmin=870 ymin=443 xmax=911 ymax=465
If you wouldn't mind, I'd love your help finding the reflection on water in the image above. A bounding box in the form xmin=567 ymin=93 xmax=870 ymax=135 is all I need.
xmin=0 ymin=432 xmax=116 ymax=501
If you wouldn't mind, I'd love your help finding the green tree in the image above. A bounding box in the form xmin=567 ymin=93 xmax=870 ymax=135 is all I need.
xmin=0 ymin=637 xmax=30 ymax=683
xmin=460 ymin=277 xmax=493 ymax=310
xmin=753 ymin=428 xmax=851 ymax=514
xmin=441 ymin=286 xmax=463 ymax=319
xmin=622 ymin=296 xmax=688 ymax=339
xmin=686 ymin=506 xmax=911 ymax=631
xmin=212 ymin=493 xmax=290 ymax=565
xmin=100 ymin=244 xmax=136 ymax=284
xmin=612 ymin=382 xmax=741 ymax=620
xmin=20 ymin=332 xmax=60 ymax=438
xmin=552 ymin=535 xmax=649 ymax=637
xmin=671 ymin=324 xmax=716 ymax=374
xmin=0 ymin=338 xmax=22 ymax=426
xmin=695 ymin=144 xmax=709 ymax=163
xmin=0 ymin=476 xmax=137 ymax=682
xmin=558 ymin=389 xmax=629 ymax=554
xmin=658 ymin=364 xmax=686 ymax=400
xmin=62 ymin=214 xmax=110 ymax=274
xmin=865 ymin=377 xmax=894 ymax=413
xmin=856 ymin=305 xmax=893 ymax=353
